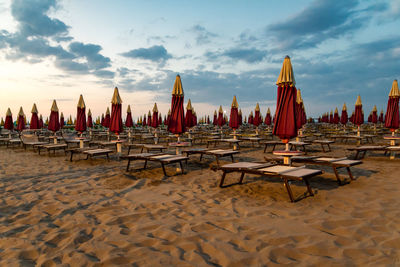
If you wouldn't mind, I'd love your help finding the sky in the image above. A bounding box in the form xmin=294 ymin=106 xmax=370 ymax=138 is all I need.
xmin=0 ymin=0 xmax=399 ymax=121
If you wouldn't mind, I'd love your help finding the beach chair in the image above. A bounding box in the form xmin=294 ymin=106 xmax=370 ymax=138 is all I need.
xmin=347 ymin=145 xmax=388 ymax=159
xmin=20 ymin=134 xmax=48 ymax=150
xmin=183 ymin=148 xmax=240 ymax=166
xmin=36 ymin=143 xmax=68 ymax=155
xmin=217 ymin=162 xmax=323 ymax=202
xmin=121 ymin=153 xmax=189 ymax=176
xmin=265 ymin=156 xmax=362 ymax=185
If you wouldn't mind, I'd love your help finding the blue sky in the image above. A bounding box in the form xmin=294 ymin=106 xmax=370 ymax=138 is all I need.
xmin=0 ymin=0 xmax=399 ymax=120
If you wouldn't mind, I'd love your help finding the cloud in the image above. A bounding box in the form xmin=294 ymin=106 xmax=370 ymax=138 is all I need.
xmin=205 ymin=47 xmax=266 ymax=63
xmin=121 ymin=45 xmax=172 ymax=62
xmin=69 ymin=42 xmax=111 ymax=70
xmin=190 ymin=24 xmax=218 ymax=45
xmin=11 ymin=0 xmax=69 ymax=38
xmin=266 ymin=0 xmax=387 ymax=50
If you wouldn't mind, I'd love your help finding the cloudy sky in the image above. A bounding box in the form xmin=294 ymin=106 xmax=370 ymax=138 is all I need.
xmin=0 ymin=0 xmax=399 ymax=120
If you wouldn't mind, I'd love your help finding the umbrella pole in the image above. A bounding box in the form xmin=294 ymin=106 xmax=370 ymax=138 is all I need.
xmin=175 ymin=134 xmax=181 ymax=173
xmin=154 ymin=129 xmax=158 ymax=144
xmin=79 ymin=132 xmax=84 ymax=148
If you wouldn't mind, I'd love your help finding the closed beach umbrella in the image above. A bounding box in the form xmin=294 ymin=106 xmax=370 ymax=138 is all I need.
xmin=151 ymin=103 xmax=159 ymax=128
xmin=295 ymin=89 xmax=304 ymax=128
xmin=168 ymin=74 xmax=185 ymax=134
xmin=39 ymin=114 xmax=44 ymax=129
xmin=166 ymin=109 xmax=171 ymax=126
xmin=17 ymin=107 xmax=25 ymax=131
xmin=238 ymin=109 xmax=242 ymax=125
xmin=272 ymin=56 xmax=298 ymax=143
xmin=385 ymin=79 xmax=400 ymax=132
xmin=333 ymin=107 xmax=340 ymax=124
xmin=248 ymin=111 xmax=254 ymax=125
xmin=353 ymin=95 xmax=364 ymax=126
xmin=265 ymin=107 xmax=272 ymax=126
xmin=110 ymin=87 xmax=123 ymax=135
xmin=101 ymin=113 xmax=105 ymax=126
xmin=213 ymin=110 xmax=217 ymax=126
xmin=60 ymin=112 xmax=65 ymax=129
xmin=371 ymin=105 xmax=378 ymax=124
xmin=48 ymin=100 xmax=60 ymax=133
xmin=125 ymin=105 xmax=133 ymax=127
xmin=379 ymin=109 xmax=384 ymax=123
xmin=229 ymin=95 xmax=239 ymax=130
xmin=185 ymin=99 xmax=194 ymax=128
xmin=253 ymin=103 xmax=261 ymax=127
xmin=87 ymin=109 xmax=93 ymax=128
xmin=147 ymin=111 xmax=152 ymax=127
xmin=75 ymin=94 xmax=87 ymax=133
xmin=4 ymin=108 xmax=14 ymax=131
xmin=142 ymin=113 xmax=147 ymax=126
xmin=104 ymin=107 xmax=111 ymax=128
xmin=341 ymin=103 xmax=348 ymax=124
xmin=217 ymin=105 xmax=224 ymax=127
xmin=329 ymin=110 xmax=333 ymax=124
xmin=30 ymin=103 xmax=39 ymax=129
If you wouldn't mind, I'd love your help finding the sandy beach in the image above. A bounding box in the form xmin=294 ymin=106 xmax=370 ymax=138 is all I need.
xmin=0 ymin=142 xmax=400 ymax=266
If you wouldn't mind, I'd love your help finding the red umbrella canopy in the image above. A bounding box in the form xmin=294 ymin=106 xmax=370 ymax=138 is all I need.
xmin=371 ymin=105 xmax=378 ymax=124
xmin=30 ymin=103 xmax=40 ymax=130
xmin=151 ymin=103 xmax=159 ymax=128
xmin=238 ymin=109 xmax=242 ymax=125
xmin=87 ymin=109 xmax=93 ymax=128
xmin=341 ymin=103 xmax=348 ymax=124
xmin=253 ymin=103 xmax=261 ymax=126
xmin=385 ymin=79 xmax=400 ymax=131
xmin=75 ymin=94 xmax=87 ymax=133
xmin=17 ymin=107 xmax=25 ymax=131
xmin=217 ymin=105 xmax=224 ymax=127
xmin=166 ymin=109 xmax=171 ymax=126
xmin=229 ymin=95 xmax=239 ymax=129
xmin=48 ymin=100 xmax=60 ymax=132
xmin=333 ymin=107 xmax=340 ymax=124
xmin=4 ymin=108 xmax=14 ymax=130
xmin=110 ymin=87 xmax=123 ymax=134
xmin=125 ymin=105 xmax=134 ymax=127
xmin=159 ymin=113 xmax=162 ymax=125
xmin=147 ymin=110 xmax=152 ymax=126
xmin=272 ymin=56 xmax=298 ymax=142
xmin=101 ymin=113 xmax=105 ymax=126
xmin=39 ymin=114 xmax=44 ymax=129
xmin=142 ymin=113 xmax=147 ymax=126
xmin=353 ymin=95 xmax=364 ymax=126
xmin=379 ymin=109 xmax=384 ymax=123
xmin=248 ymin=111 xmax=254 ymax=125
xmin=168 ymin=74 xmax=185 ymax=134
xmin=185 ymin=99 xmax=194 ymax=128
xmin=207 ymin=115 xmax=210 ymax=124
xmin=213 ymin=110 xmax=217 ymax=125
xmin=265 ymin=107 xmax=272 ymax=125
xmin=104 ymin=107 xmax=111 ymax=128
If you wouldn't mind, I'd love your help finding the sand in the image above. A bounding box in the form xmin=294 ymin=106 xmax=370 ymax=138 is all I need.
xmin=0 ymin=142 xmax=400 ymax=266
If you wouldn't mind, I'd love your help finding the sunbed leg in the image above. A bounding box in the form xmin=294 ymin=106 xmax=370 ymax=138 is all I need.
xmin=179 ymin=161 xmax=184 ymax=174
xmin=128 ymin=147 xmax=131 ymax=154
xmin=144 ymin=159 xmax=148 ymax=169
xmin=200 ymin=154 xmax=203 ymax=161
xmin=219 ymin=171 xmax=227 ymax=187
xmin=264 ymin=144 xmax=267 ymax=153
xmin=126 ymin=159 xmax=131 ymax=171
xmin=238 ymin=172 xmax=245 ymax=184
xmin=332 ymin=166 xmax=342 ymax=185
xmin=215 ymin=156 xmax=220 ymax=167
xmin=161 ymin=162 xmax=167 ymax=176
xmin=304 ymin=178 xmax=314 ymax=196
xmin=321 ymin=144 xmax=325 ymax=152
xmin=106 ymin=153 xmax=110 ymax=161
xmin=230 ymin=154 xmax=234 ymax=162
xmin=354 ymin=151 xmax=360 ymax=160
xmin=283 ymin=179 xmax=295 ymax=202
xmin=346 ymin=167 xmax=355 ymax=180
xmin=141 ymin=147 xmax=144 ymax=153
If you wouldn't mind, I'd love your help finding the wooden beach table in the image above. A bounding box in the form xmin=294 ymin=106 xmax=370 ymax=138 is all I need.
xmin=261 ymin=140 xmax=285 ymax=153
xmin=217 ymin=162 xmax=323 ymax=202
xmin=289 ymin=141 xmax=311 ymax=153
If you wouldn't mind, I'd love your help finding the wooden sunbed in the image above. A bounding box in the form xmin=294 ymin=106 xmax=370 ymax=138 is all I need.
xmin=206 ymin=138 xmax=242 ymax=149
xmin=82 ymin=148 xmax=113 ymax=161
xmin=261 ymin=140 xmax=285 ymax=153
xmin=125 ymin=143 xmax=167 ymax=154
xmin=218 ymin=162 xmax=323 ymax=202
xmin=21 ymin=134 xmax=48 ymax=150
xmin=183 ymin=148 xmax=240 ymax=166
xmin=312 ymin=140 xmax=334 ymax=152
xmin=289 ymin=141 xmax=311 ymax=153
xmin=121 ymin=153 xmax=189 ymax=176
xmin=347 ymin=145 xmax=388 ymax=159
xmin=36 ymin=143 xmax=67 ymax=155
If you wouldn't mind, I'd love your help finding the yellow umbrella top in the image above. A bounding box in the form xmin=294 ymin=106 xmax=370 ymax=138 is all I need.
xmin=127 ymin=105 xmax=131 ymax=113
xmin=255 ymin=102 xmax=260 ymax=111
xmin=51 ymin=100 xmax=59 ymax=112
xmin=296 ymin=89 xmax=303 ymax=104
xmin=18 ymin=107 xmax=24 ymax=116
xmin=77 ymin=94 xmax=85 ymax=108
xmin=88 ymin=109 xmax=92 ymax=116
xmin=231 ymin=96 xmax=238 ymax=108
xmin=355 ymin=95 xmax=362 ymax=106
xmin=153 ymin=103 xmax=158 ymax=113
xmin=168 ymin=109 xmax=171 ymax=115
xmin=267 ymin=107 xmax=271 ymax=114
xmin=186 ymin=99 xmax=193 ymax=110
xmin=172 ymin=74 xmax=184 ymax=96
xmin=372 ymin=105 xmax=377 ymax=112
xmin=276 ymin=55 xmax=295 ymax=86
xmin=389 ymin=79 xmax=400 ymax=97
xmin=111 ymin=87 xmax=122 ymax=104
xmin=106 ymin=107 xmax=110 ymax=115
xmin=218 ymin=105 xmax=223 ymax=114
xmin=214 ymin=110 xmax=217 ymax=116
xmin=148 ymin=110 xmax=151 ymax=116
xmin=334 ymin=107 xmax=338 ymax=114
xmin=60 ymin=112 xmax=64 ymax=118
xmin=342 ymin=103 xmax=347 ymax=111
xmin=31 ymin=103 xmax=38 ymax=114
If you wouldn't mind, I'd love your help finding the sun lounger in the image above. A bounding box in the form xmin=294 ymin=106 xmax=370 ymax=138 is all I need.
xmin=217 ymin=162 xmax=323 ymax=202
xmin=20 ymin=134 xmax=48 ymax=150
xmin=125 ymin=143 xmax=167 ymax=154
xmin=239 ymin=136 xmax=262 ymax=147
xmin=183 ymin=148 xmax=240 ymax=166
xmin=82 ymin=148 xmax=113 ymax=161
xmin=66 ymin=147 xmax=102 ymax=161
xmin=264 ymin=156 xmax=362 ymax=185
xmin=347 ymin=145 xmax=388 ymax=159
xmin=206 ymin=138 xmax=242 ymax=148
xmin=289 ymin=141 xmax=311 ymax=153
xmin=312 ymin=140 xmax=334 ymax=152
xmin=121 ymin=153 xmax=189 ymax=176
xmin=36 ymin=143 xmax=67 ymax=155
xmin=261 ymin=140 xmax=285 ymax=153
